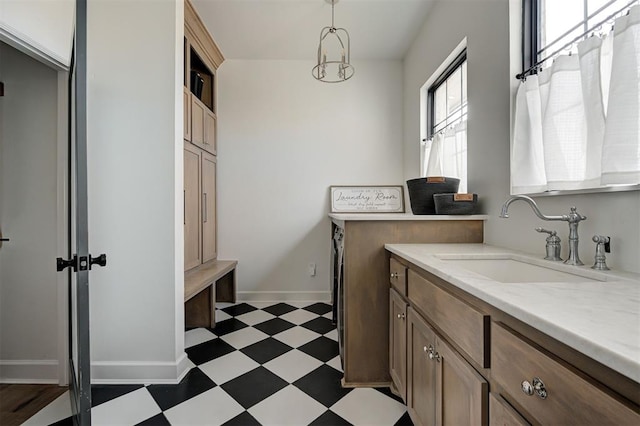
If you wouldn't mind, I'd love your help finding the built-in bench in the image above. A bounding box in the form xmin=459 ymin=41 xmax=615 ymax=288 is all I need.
xmin=185 ymin=259 xmax=237 ymax=328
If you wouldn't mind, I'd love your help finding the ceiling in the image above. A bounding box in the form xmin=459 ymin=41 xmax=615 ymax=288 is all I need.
xmin=191 ymin=0 xmax=436 ymax=61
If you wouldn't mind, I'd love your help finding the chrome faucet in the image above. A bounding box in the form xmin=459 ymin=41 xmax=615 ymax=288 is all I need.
xmin=500 ymin=195 xmax=587 ymax=266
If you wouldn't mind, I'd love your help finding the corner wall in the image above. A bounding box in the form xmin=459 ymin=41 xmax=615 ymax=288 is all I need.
xmin=403 ymin=0 xmax=640 ymax=273
xmin=217 ymin=59 xmax=404 ymax=300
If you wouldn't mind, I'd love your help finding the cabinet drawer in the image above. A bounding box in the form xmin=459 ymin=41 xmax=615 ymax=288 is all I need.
xmin=492 ymin=323 xmax=640 ymax=425
xmin=390 ymin=258 xmax=407 ymax=296
xmin=407 ymin=270 xmax=488 ymax=368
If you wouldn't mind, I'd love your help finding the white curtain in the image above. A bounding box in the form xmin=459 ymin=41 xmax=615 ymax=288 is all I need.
xmin=512 ymin=5 xmax=640 ymax=193
xmin=424 ymin=121 xmax=468 ymax=192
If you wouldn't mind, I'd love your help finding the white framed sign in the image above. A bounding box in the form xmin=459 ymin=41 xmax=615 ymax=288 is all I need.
xmin=330 ymin=186 xmax=405 ymax=213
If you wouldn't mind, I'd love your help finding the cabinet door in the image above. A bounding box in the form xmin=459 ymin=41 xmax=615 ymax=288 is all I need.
xmin=201 ymin=151 xmax=217 ymax=263
xmin=204 ymin=108 xmax=216 ymax=155
xmin=183 ymin=86 xmax=191 ymax=141
xmin=184 ymin=143 xmax=202 ymax=270
xmin=436 ymin=336 xmax=488 ymax=426
xmin=407 ymin=308 xmax=437 ymax=426
xmin=489 ymin=393 xmax=530 ymax=426
xmin=389 ymin=289 xmax=407 ymax=401
xmin=191 ymin=95 xmax=205 ymax=146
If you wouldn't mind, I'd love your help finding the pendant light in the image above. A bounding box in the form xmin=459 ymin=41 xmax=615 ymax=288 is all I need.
xmin=312 ymin=0 xmax=354 ymax=83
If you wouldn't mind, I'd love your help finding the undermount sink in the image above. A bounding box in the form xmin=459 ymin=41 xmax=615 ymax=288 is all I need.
xmin=437 ymin=255 xmax=606 ymax=283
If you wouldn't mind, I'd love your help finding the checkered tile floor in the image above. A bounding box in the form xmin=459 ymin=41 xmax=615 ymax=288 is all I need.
xmin=26 ymin=301 xmax=412 ymax=426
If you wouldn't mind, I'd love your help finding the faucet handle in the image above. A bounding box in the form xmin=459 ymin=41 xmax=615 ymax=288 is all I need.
xmin=536 ymin=227 xmax=562 ymax=261
xmin=535 ymin=227 xmax=557 ymax=236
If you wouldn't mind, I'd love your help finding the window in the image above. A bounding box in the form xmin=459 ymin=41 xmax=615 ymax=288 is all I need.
xmin=523 ymin=0 xmax=635 ymax=74
xmin=421 ymin=51 xmax=468 ymax=192
xmin=514 ymin=0 xmax=640 ymax=194
xmin=428 ymin=52 xmax=467 ymax=139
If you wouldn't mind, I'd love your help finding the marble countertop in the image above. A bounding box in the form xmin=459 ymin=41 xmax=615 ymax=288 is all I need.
xmin=384 ymin=243 xmax=640 ymax=383
xmin=329 ymin=213 xmax=489 ymax=222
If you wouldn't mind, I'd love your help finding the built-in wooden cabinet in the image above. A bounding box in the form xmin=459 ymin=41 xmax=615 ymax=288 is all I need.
xmin=183 ymin=86 xmax=192 ymax=141
xmin=331 ymin=218 xmax=484 ymax=387
xmin=201 ymin=152 xmax=216 ymax=263
xmin=389 ymin=255 xmax=640 ymax=426
xmin=183 ymin=0 xmax=224 ymax=273
xmin=189 ymin=94 xmax=216 ymax=155
xmin=184 ymin=143 xmax=202 ymax=270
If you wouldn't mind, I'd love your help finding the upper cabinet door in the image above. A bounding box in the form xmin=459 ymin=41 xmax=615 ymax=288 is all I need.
xmin=184 ymin=87 xmax=192 ymax=141
xmin=0 ymin=0 xmax=74 ymax=69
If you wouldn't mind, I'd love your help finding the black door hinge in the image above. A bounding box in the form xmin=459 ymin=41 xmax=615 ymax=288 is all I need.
xmin=57 ymin=255 xmax=77 ymax=272
xmin=57 ymin=253 xmax=107 ymax=272
xmin=89 ymin=254 xmax=107 ymax=269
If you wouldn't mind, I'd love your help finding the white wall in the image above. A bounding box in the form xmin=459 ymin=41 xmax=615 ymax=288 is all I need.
xmin=217 ymin=59 xmax=404 ymax=300
xmin=403 ymin=0 xmax=640 ymax=273
xmin=0 ymin=43 xmax=61 ymax=382
xmin=0 ymin=0 xmax=74 ymax=69
xmin=86 ymin=0 xmax=187 ymax=383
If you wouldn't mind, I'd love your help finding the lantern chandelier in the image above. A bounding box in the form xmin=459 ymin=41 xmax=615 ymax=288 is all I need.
xmin=312 ymin=0 xmax=354 ymax=83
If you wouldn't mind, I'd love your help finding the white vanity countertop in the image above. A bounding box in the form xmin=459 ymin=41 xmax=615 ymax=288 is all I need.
xmin=384 ymin=243 xmax=640 ymax=383
xmin=329 ymin=213 xmax=489 ymax=222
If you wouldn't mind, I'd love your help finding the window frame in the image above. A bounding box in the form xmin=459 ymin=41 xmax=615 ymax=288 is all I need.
xmin=426 ymin=50 xmax=467 ymax=140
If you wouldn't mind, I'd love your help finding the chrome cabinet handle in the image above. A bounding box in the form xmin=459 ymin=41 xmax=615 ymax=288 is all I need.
xmin=397 ymin=313 xmax=405 ymax=320
xmin=521 ymin=377 xmax=547 ymax=399
xmin=390 ymin=272 xmax=398 ymax=279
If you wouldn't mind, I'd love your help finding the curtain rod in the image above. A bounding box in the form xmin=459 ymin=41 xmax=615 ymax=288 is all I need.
xmin=516 ymin=0 xmax=637 ymax=81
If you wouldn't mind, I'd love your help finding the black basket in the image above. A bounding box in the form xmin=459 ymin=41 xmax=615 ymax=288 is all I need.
xmin=434 ymin=193 xmax=478 ymax=215
xmin=406 ymin=177 xmax=460 ymax=215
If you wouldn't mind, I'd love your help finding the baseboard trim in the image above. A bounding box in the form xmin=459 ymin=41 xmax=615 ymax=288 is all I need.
xmin=237 ymin=291 xmax=331 ymax=302
xmin=91 ymin=353 xmax=192 ymax=384
xmin=0 ymin=359 xmax=59 ymax=383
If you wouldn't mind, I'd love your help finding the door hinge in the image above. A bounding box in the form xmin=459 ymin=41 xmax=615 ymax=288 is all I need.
xmin=57 ymin=255 xmax=77 ymax=272
xmin=57 ymin=253 xmax=107 ymax=272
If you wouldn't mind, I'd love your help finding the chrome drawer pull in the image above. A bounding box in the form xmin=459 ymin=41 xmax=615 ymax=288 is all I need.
xmin=390 ymin=272 xmax=399 ymax=279
xmin=397 ymin=313 xmax=405 ymax=320
xmin=521 ymin=377 xmax=548 ymax=399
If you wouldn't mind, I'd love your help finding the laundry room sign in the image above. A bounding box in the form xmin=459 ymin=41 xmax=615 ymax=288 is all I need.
xmin=330 ymin=186 xmax=405 ymax=213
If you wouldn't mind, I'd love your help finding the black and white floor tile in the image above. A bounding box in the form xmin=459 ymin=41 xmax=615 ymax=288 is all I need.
xmin=24 ymin=301 xmax=413 ymax=426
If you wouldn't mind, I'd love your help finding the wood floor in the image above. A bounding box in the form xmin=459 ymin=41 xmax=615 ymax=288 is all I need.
xmin=0 ymin=384 xmax=67 ymax=426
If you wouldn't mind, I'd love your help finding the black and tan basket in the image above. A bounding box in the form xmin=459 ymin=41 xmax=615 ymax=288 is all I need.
xmin=406 ymin=177 xmax=460 ymax=215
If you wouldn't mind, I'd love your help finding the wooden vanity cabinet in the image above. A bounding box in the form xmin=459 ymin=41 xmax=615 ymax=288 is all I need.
xmin=491 ymin=323 xmax=639 ymax=425
xmin=403 ymin=305 xmax=488 ymax=426
xmin=336 ymin=218 xmax=484 ymax=387
xmin=389 ymin=288 xmax=407 ymax=401
xmin=406 ymin=307 xmax=437 ymax=426
xmin=389 ymin=254 xmax=640 ymax=426
xmin=392 ymin=261 xmax=489 ymax=426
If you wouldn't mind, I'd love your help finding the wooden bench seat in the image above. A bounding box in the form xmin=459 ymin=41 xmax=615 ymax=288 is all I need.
xmin=185 ymin=259 xmax=237 ymax=328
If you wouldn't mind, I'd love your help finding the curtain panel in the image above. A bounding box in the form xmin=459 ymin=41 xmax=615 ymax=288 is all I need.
xmin=512 ymin=5 xmax=640 ymax=194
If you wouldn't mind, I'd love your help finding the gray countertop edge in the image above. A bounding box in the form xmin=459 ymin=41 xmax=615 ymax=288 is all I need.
xmin=384 ymin=243 xmax=640 ymax=384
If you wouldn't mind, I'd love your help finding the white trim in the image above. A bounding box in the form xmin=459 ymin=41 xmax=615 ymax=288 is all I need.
xmin=0 ymin=360 xmax=59 ymax=383
xmin=56 ymin=70 xmax=70 ymax=386
xmin=90 ymin=353 xmax=191 ymax=384
xmin=0 ymin=23 xmax=69 ymax=71
xmin=237 ymin=291 xmax=331 ymax=302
